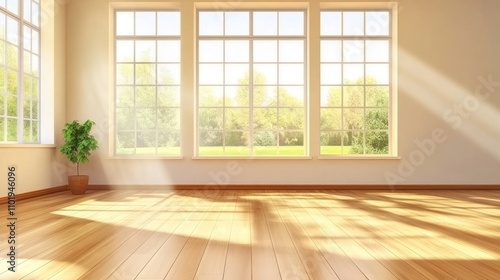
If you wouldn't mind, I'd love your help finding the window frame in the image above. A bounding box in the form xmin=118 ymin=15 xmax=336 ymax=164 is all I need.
xmin=318 ymin=2 xmax=398 ymax=159
xmin=0 ymin=0 xmax=41 ymax=144
xmin=112 ymin=9 xmax=182 ymax=158
xmin=195 ymin=9 xmax=310 ymax=158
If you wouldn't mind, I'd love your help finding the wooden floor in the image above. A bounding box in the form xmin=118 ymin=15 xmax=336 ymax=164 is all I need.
xmin=1 ymin=190 xmax=499 ymax=279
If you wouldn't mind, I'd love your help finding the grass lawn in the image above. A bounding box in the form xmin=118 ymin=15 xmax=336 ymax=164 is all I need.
xmin=199 ymin=146 xmax=306 ymax=156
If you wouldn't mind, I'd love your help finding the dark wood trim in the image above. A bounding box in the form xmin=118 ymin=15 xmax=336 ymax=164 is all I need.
xmin=88 ymin=184 xmax=500 ymax=191
xmin=0 ymin=185 xmax=68 ymax=204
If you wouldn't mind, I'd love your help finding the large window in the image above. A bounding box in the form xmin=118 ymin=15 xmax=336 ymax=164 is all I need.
xmin=197 ymin=10 xmax=307 ymax=156
xmin=320 ymin=10 xmax=393 ymax=156
xmin=114 ymin=10 xmax=181 ymax=155
xmin=0 ymin=0 xmax=40 ymax=143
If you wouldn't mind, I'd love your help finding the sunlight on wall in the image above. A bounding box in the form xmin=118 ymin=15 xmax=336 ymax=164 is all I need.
xmin=399 ymin=48 xmax=500 ymax=159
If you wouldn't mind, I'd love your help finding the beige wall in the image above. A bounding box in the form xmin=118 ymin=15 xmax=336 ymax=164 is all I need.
xmin=62 ymin=0 xmax=500 ymax=187
xmin=0 ymin=0 xmax=67 ymax=197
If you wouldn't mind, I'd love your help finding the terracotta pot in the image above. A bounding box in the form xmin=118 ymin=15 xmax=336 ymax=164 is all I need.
xmin=68 ymin=175 xmax=89 ymax=195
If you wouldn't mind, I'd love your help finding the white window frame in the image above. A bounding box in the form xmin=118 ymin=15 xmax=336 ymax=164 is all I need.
xmin=195 ymin=9 xmax=309 ymax=158
xmin=319 ymin=2 xmax=398 ymax=159
xmin=0 ymin=0 xmax=41 ymax=144
xmin=112 ymin=9 xmax=182 ymax=157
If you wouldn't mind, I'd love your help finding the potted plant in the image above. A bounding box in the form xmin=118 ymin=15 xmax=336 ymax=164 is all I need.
xmin=60 ymin=120 xmax=99 ymax=195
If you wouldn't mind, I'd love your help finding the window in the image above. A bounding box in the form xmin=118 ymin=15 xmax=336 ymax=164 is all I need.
xmin=320 ymin=10 xmax=393 ymax=156
xmin=0 ymin=0 xmax=40 ymax=143
xmin=114 ymin=10 xmax=181 ymax=155
xmin=197 ymin=10 xmax=307 ymax=156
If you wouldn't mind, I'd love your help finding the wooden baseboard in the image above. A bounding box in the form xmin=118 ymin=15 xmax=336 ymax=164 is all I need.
xmin=1 ymin=184 xmax=498 ymax=204
xmin=0 ymin=185 xmax=68 ymax=204
xmin=88 ymin=184 xmax=500 ymax=191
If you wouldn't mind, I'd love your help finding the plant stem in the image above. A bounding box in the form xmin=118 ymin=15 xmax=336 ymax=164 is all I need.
xmin=77 ymin=162 xmax=80 ymax=176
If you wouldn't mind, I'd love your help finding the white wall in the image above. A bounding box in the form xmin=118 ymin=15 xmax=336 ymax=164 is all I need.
xmin=0 ymin=0 xmax=67 ymax=196
xmin=65 ymin=0 xmax=500 ymax=187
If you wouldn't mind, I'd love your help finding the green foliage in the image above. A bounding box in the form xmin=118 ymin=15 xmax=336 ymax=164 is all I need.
xmin=60 ymin=120 xmax=99 ymax=175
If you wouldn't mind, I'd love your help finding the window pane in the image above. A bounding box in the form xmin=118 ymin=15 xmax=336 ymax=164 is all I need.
xmin=7 ymin=45 xmax=18 ymax=68
xmin=343 ymin=64 xmax=364 ymax=84
xmin=135 ymin=12 xmax=155 ymax=36
xmin=278 ymin=86 xmax=303 ymax=107
xmin=343 ymin=40 xmax=364 ymax=63
xmin=32 ymin=30 xmax=39 ymax=55
xmin=254 ymin=86 xmax=277 ymax=107
xmin=225 ymin=86 xmax=248 ymax=107
xmin=158 ymin=11 xmax=180 ymax=36
xmin=343 ymin=109 xmax=364 ymax=130
xmin=253 ymin=12 xmax=277 ymax=36
xmin=116 ymin=12 xmax=134 ymax=36
xmin=365 ymin=131 xmax=389 ymax=154
xmin=158 ymin=86 xmax=180 ymax=107
xmin=321 ymin=40 xmax=341 ymax=62
xmin=7 ymin=16 xmax=18 ymax=45
xmin=321 ymin=86 xmax=342 ymax=107
xmin=7 ymin=118 xmax=16 ymax=141
xmin=116 ymin=40 xmax=134 ymax=62
xmin=366 ymin=64 xmax=389 ymax=85
xmin=279 ymin=131 xmax=304 ymax=148
xmin=321 ymin=12 xmax=341 ymax=36
xmin=366 ymin=109 xmax=388 ymax=129
xmin=199 ymin=86 xmax=223 ymax=107
xmin=343 ymin=86 xmax=364 ymax=107
xmin=157 ymin=108 xmax=180 ymax=129
xmin=116 ymin=64 xmax=133 ymax=84
xmin=158 ymin=40 xmax=180 ymax=62
xmin=254 ymin=40 xmax=277 ymax=62
xmin=199 ymin=40 xmax=223 ymax=62
xmin=116 ymin=86 xmax=134 ymax=107
xmin=279 ymin=40 xmax=303 ymax=62
xmin=366 ymin=40 xmax=389 ymax=62
xmin=343 ymin=12 xmax=364 ymax=36
xmin=117 ymin=132 xmax=135 ymax=154
xmin=158 ymin=132 xmax=180 ymax=152
xmin=31 ymin=1 xmax=39 ymax=26
xmin=254 ymin=64 xmax=277 ymax=85
xmin=136 ymin=131 xmax=157 ymax=152
xmin=279 ymin=108 xmax=303 ymax=129
xmin=116 ymin=108 xmax=135 ymax=130
xmin=320 ymin=108 xmax=342 ymax=130
xmin=320 ymin=64 xmax=341 ymax=85
xmin=279 ymin=12 xmax=304 ymax=36
xmin=7 ymin=0 xmax=18 ymax=15
xmin=320 ymin=132 xmax=343 ymax=155
xmin=0 ymin=117 xmax=4 ymax=142
xmin=199 ymin=64 xmax=223 ymax=85
xmin=225 ymin=64 xmax=249 ymax=85
xmin=366 ymin=12 xmax=390 ymax=36
xmin=135 ymin=86 xmax=156 ymax=107
xmin=225 ymin=108 xmax=249 ymax=130
xmin=135 ymin=40 xmax=156 ymax=62
xmin=199 ymin=108 xmax=223 ymax=129
xmin=23 ymin=26 xmax=31 ymax=51
xmin=199 ymin=131 xmax=223 ymax=147
xmin=136 ymin=108 xmax=156 ymax=129
xmin=225 ymin=40 xmax=249 ymax=62
xmin=254 ymin=131 xmax=278 ymax=155
xmin=225 ymin=12 xmax=249 ymax=36
xmin=199 ymin=12 xmax=223 ymax=36
xmin=254 ymin=108 xmax=277 ymax=129
xmin=366 ymin=86 xmax=389 ymax=107
xmin=135 ymin=64 xmax=156 ymax=85
xmin=7 ymin=70 xmax=17 ymax=95
xmin=279 ymin=64 xmax=303 ymax=85
xmin=158 ymin=64 xmax=180 ymax=85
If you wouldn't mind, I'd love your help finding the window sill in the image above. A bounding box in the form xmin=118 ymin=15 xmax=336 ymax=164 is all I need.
xmin=108 ymin=156 xmax=184 ymax=160
xmin=0 ymin=144 xmax=57 ymax=149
